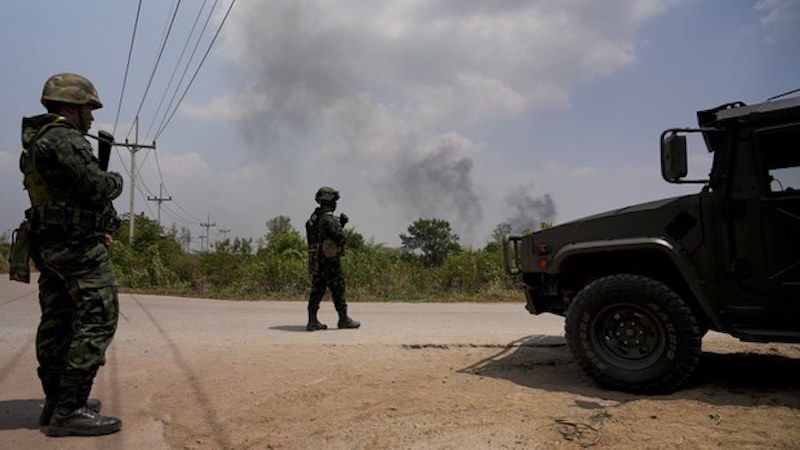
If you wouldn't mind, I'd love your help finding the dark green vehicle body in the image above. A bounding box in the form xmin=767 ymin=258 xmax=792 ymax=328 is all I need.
xmin=503 ymin=94 xmax=800 ymax=393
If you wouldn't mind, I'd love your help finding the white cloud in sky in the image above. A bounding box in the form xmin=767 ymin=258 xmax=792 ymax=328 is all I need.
xmin=181 ymin=90 xmax=270 ymax=122
xmin=756 ymin=0 xmax=800 ymax=43
xmin=214 ymin=0 xmax=674 ymax=125
xmin=175 ymin=0 xmax=690 ymax=243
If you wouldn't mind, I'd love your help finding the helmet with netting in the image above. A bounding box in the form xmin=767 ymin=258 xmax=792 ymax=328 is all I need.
xmin=41 ymin=73 xmax=103 ymax=109
xmin=315 ymin=186 xmax=340 ymax=204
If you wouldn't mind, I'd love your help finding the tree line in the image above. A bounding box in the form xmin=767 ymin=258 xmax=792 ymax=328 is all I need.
xmin=0 ymin=214 xmax=541 ymax=302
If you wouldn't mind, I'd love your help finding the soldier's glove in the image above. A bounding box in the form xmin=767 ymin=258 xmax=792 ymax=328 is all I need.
xmin=339 ymin=213 xmax=349 ymax=227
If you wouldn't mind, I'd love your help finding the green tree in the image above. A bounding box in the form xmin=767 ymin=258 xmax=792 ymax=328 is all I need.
xmin=400 ymin=218 xmax=461 ymax=267
xmin=111 ymin=213 xmax=185 ymax=289
xmin=486 ymin=222 xmax=512 ymax=252
xmin=491 ymin=222 xmax=512 ymax=243
xmin=344 ymin=228 xmax=366 ymax=252
xmin=266 ymin=215 xmax=296 ymax=240
xmin=262 ymin=231 xmax=305 ymax=257
xmin=117 ymin=212 xmax=164 ymax=251
xmin=214 ymin=237 xmax=254 ymax=255
xmin=167 ymin=223 xmax=192 ymax=252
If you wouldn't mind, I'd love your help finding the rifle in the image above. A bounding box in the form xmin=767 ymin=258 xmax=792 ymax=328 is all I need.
xmin=97 ymin=130 xmax=114 ymax=171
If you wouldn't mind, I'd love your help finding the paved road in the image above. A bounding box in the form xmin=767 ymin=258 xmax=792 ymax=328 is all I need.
xmin=0 ymin=275 xmax=565 ymax=347
xmin=0 ymin=275 xmax=565 ymax=448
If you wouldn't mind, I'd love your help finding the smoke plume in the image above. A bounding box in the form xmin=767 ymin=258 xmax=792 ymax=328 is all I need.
xmin=505 ymin=186 xmax=556 ymax=233
xmin=386 ymin=137 xmax=483 ymax=239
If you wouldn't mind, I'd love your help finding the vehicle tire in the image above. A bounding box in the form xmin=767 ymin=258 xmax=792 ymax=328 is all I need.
xmin=565 ymin=274 xmax=702 ymax=394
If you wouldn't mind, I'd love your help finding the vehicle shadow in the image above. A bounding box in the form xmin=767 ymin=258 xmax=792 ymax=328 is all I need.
xmin=460 ymin=335 xmax=800 ymax=409
xmin=0 ymin=399 xmax=43 ymax=431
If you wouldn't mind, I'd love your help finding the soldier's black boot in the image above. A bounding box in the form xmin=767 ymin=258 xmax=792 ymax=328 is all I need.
xmin=306 ymin=309 xmax=328 ymax=331
xmin=337 ymin=309 xmax=361 ymax=329
xmin=40 ymin=398 xmax=102 ymax=427
xmin=46 ymin=388 xmax=121 ymax=437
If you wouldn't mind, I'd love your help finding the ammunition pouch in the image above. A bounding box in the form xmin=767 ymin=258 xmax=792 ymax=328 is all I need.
xmin=9 ymin=220 xmax=32 ymax=284
xmin=33 ymin=205 xmax=113 ymax=231
xmin=321 ymin=239 xmax=341 ymax=259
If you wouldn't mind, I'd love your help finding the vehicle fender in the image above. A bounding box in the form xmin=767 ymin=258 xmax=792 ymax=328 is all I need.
xmin=550 ymin=237 xmax=723 ymax=329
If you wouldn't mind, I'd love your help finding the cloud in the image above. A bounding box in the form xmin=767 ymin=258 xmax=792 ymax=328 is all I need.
xmin=190 ymin=0 xmax=684 ymax=244
xmin=756 ymin=0 xmax=800 ymax=43
xmin=216 ymin=0 xmax=673 ymax=135
xmin=181 ymin=90 xmax=270 ymax=122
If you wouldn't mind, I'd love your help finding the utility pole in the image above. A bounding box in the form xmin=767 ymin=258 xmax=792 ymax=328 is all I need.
xmin=112 ymin=117 xmax=156 ymax=245
xmin=200 ymin=215 xmax=216 ymax=252
xmin=147 ymin=182 xmax=172 ymax=227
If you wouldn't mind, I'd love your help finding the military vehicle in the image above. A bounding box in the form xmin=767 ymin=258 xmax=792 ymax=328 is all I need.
xmin=503 ymin=93 xmax=800 ymax=393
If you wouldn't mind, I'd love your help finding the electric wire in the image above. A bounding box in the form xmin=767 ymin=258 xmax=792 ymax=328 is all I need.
xmin=125 ymin=0 xmax=183 ymax=142
xmin=144 ymin=0 xmax=211 ymax=141
xmin=140 ymin=153 xmax=203 ymax=226
xmin=153 ymin=0 xmax=220 ymax=140
xmin=113 ymin=0 xmax=237 ymax=232
xmin=155 ymin=0 xmax=236 ymax=140
xmin=113 ymin=0 xmax=143 ymax=136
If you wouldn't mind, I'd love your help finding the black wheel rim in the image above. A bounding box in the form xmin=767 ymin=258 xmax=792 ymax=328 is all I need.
xmin=589 ymin=303 xmax=667 ymax=370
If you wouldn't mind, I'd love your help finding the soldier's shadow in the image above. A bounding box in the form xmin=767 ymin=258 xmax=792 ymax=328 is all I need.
xmin=269 ymin=325 xmax=353 ymax=332
xmin=0 ymin=399 xmax=42 ymax=430
xmin=270 ymin=325 xmax=310 ymax=332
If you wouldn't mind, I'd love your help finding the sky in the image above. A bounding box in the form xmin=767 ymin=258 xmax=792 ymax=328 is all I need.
xmin=1 ymin=0 xmax=799 ymax=250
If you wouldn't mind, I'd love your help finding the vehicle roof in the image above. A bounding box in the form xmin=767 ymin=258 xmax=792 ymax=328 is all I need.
xmin=715 ymin=95 xmax=800 ymax=122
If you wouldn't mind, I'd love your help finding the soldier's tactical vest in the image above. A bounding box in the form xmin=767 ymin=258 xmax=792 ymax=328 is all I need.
xmin=20 ymin=118 xmax=65 ymax=208
xmin=20 ymin=118 xmax=112 ymax=231
xmin=306 ymin=211 xmax=340 ymax=259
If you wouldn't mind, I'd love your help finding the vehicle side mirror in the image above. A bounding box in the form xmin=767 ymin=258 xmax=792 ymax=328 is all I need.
xmin=661 ymin=132 xmax=688 ymax=182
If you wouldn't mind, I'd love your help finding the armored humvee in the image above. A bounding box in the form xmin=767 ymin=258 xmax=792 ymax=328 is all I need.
xmin=503 ymin=93 xmax=800 ymax=393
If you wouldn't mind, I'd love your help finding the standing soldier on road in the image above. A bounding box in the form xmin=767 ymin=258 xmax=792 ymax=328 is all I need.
xmin=19 ymin=73 xmax=124 ymax=436
xmin=305 ymin=187 xmax=361 ymax=331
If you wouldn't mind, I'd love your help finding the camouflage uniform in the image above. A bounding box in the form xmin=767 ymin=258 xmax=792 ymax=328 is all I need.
xmin=305 ymin=187 xmax=360 ymax=330
xmin=20 ymin=73 xmax=123 ymax=436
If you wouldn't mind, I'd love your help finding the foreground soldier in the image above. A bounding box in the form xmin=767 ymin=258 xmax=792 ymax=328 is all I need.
xmin=305 ymin=187 xmax=361 ymax=331
xmin=20 ymin=73 xmax=124 ymax=436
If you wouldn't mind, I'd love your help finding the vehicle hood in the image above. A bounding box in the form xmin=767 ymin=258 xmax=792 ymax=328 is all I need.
xmin=536 ymin=194 xmax=703 ymax=245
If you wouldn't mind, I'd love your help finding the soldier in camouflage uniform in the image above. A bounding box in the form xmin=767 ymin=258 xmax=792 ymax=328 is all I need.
xmin=305 ymin=187 xmax=361 ymax=331
xmin=20 ymin=73 xmax=124 ymax=436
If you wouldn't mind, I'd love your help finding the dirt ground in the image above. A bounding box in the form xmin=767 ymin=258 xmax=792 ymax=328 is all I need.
xmin=137 ymin=339 xmax=800 ymax=450
xmin=1 ymin=284 xmax=799 ymax=449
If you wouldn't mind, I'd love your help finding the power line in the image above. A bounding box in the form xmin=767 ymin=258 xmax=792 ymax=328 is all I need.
xmin=155 ymin=0 xmax=237 ymax=140
xmin=126 ymin=0 xmax=184 ymax=142
xmin=111 ymin=0 xmax=237 ymax=233
xmin=152 ymin=0 xmax=220 ymax=141
xmin=113 ymin=0 xmax=143 ymax=136
xmin=144 ymin=0 xmax=211 ymax=140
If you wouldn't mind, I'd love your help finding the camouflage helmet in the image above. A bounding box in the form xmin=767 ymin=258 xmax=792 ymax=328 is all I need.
xmin=41 ymin=73 xmax=103 ymax=109
xmin=315 ymin=186 xmax=340 ymax=204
